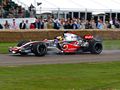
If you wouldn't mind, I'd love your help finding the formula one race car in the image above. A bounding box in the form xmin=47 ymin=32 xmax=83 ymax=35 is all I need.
xmin=9 ymin=32 xmax=103 ymax=56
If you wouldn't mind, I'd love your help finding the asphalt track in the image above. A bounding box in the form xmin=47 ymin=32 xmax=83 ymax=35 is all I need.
xmin=0 ymin=50 xmax=120 ymax=66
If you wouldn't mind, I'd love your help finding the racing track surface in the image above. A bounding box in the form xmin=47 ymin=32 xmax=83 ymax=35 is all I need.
xmin=0 ymin=50 xmax=120 ymax=66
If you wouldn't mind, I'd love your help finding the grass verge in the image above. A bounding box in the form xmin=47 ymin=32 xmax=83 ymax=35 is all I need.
xmin=103 ymin=40 xmax=120 ymax=50
xmin=0 ymin=62 xmax=120 ymax=90
xmin=0 ymin=43 xmax=16 ymax=54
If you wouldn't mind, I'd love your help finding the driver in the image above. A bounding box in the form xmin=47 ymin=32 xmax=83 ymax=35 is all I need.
xmin=54 ymin=31 xmax=82 ymax=50
xmin=54 ymin=36 xmax=63 ymax=50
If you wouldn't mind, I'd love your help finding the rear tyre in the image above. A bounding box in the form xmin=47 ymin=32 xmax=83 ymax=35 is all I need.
xmin=89 ymin=41 xmax=103 ymax=54
xmin=17 ymin=40 xmax=29 ymax=47
xmin=32 ymin=42 xmax=47 ymax=56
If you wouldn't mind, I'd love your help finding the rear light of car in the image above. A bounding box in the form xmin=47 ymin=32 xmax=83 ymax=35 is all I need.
xmin=84 ymin=35 xmax=93 ymax=39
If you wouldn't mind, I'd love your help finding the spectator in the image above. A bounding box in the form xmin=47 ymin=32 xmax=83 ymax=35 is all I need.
xmin=47 ymin=20 xmax=53 ymax=29
xmin=91 ymin=20 xmax=97 ymax=29
xmin=34 ymin=19 xmax=38 ymax=29
xmin=30 ymin=23 xmax=35 ymax=29
xmin=4 ymin=20 xmax=10 ymax=29
xmin=63 ymin=21 xmax=68 ymax=29
xmin=19 ymin=20 xmax=26 ymax=29
xmin=72 ymin=21 xmax=78 ymax=29
xmin=85 ymin=20 xmax=92 ymax=29
xmin=109 ymin=19 xmax=114 ymax=29
xmin=0 ymin=23 xmax=3 ymax=29
xmin=81 ymin=19 xmax=86 ymax=29
xmin=114 ymin=18 xmax=120 ymax=28
xmin=37 ymin=18 xmax=41 ymax=29
xmin=63 ymin=21 xmax=72 ymax=29
xmin=10 ymin=19 xmax=18 ymax=29
xmin=0 ymin=0 xmax=30 ymax=18
xmin=41 ymin=20 xmax=44 ymax=29
xmin=97 ymin=19 xmax=104 ymax=30
xmin=37 ymin=18 xmax=44 ymax=29
xmin=25 ymin=20 xmax=30 ymax=29
xmin=44 ymin=19 xmax=48 ymax=29
xmin=76 ymin=19 xmax=81 ymax=29
xmin=54 ymin=19 xmax=61 ymax=29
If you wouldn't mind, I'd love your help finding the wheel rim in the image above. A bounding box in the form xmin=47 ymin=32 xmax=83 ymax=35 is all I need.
xmin=95 ymin=44 xmax=102 ymax=53
xmin=37 ymin=44 xmax=46 ymax=55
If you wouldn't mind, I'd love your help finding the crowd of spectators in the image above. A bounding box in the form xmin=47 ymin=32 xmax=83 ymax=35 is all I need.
xmin=0 ymin=0 xmax=120 ymax=30
xmin=0 ymin=0 xmax=31 ymax=18
xmin=0 ymin=16 xmax=120 ymax=30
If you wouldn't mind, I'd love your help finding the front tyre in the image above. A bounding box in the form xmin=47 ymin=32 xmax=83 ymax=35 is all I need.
xmin=32 ymin=42 xmax=47 ymax=56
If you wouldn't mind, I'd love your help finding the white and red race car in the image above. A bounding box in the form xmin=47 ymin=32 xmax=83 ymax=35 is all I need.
xmin=9 ymin=32 xmax=103 ymax=56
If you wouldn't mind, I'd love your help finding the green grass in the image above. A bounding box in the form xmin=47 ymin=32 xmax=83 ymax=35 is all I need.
xmin=0 ymin=62 xmax=120 ymax=90
xmin=0 ymin=40 xmax=120 ymax=90
xmin=0 ymin=40 xmax=120 ymax=54
xmin=103 ymin=40 xmax=120 ymax=50
xmin=0 ymin=43 xmax=16 ymax=54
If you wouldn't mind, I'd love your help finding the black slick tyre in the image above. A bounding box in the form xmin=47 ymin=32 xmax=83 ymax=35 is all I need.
xmin=32 ymin=42 xmax=47 ymax=56
xmin=89 ymin=41 xmax=103 ymax=54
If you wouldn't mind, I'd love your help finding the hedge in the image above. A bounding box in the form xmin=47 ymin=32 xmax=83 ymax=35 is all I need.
xmin=0 ymin=29 xmax=120 ymax=42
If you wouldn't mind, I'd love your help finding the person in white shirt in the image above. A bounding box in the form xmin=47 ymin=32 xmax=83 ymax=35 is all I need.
xmin=10 ymin=19 xmax=18 ymax=30
xmin=25 ymin=20 xmax=30 ymax=29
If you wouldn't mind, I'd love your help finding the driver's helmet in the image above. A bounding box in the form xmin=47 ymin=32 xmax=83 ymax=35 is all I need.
xmin=56 ymin=36 xmax=63 ymax=41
